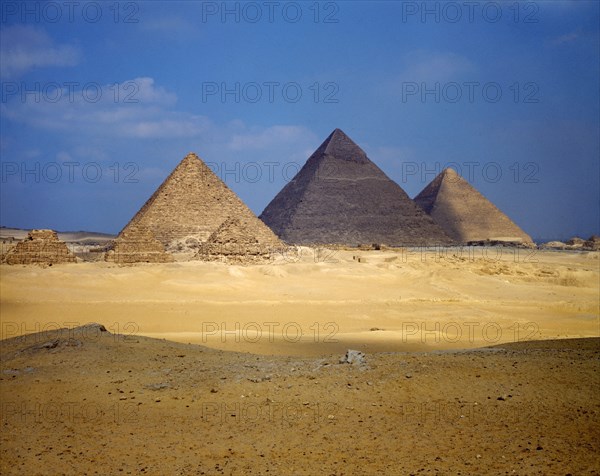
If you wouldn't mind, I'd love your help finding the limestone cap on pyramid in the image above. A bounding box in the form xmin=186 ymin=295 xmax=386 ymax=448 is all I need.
xmin=414 ymin=168 xmax=533 ymax=244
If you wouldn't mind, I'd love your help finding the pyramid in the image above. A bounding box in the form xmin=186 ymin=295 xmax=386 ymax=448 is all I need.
xmin=259 ymin=129 xmax=454 ymax=246
xmin=414 ymin=168 xmax=533 ymax=244
xmin=105 ymin=224 xmax=174 ymax=264
xmin=4 ymin=229 xmax=76 ymax=265
xmin=111 ymin=152 xmax=284 ymax=261
xmin=197 ymin=217 xmax=286 ymax=264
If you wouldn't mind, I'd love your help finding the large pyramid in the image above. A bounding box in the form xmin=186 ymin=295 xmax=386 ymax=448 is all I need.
xmin=414 ymin=168 xmax=532 ymax=243
xmin=259 ymin=129 xmax=454 ymax=246
xmin=110 ymin=153 xmax=284 ymax=260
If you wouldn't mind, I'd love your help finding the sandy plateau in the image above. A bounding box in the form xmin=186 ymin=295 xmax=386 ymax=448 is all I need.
xmin=1 ymin=247 xmax=599 ymax=474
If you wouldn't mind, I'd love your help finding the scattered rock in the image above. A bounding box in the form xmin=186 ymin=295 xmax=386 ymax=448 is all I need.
xmin=566 ymin=237 xmax=585 ymax=246
xmin=145 ymin=383 xmax=171 ymax=391
xmin=339 ymin=350 xmax=366 ymax=365
xmin=583 ymin=235 xmax=600 ymax=251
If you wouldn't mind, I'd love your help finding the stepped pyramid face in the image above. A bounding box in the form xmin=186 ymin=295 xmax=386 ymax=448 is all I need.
xmin=414 ymin=168 xmax=532 ymax=243
xmin=197 ymin=217 xmax=286 ymax=264
xmin=116 ymin=153 xmax=283 ymax=257
xmin=259 ymin=129 xmax=453 ymax=246
xmin=4 ymin=229 xmax=76 ymax=265
xmin=105 ymin=224 xmax=174 ymax=264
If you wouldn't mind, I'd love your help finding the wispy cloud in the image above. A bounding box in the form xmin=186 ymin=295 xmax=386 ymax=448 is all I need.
xmin=1 ymin=75 xmax=318 ymax=166
xmin=0 ymin=25 xmax=80 ymax=79
xmin=551 ymin=31 xmax=580 ymax=45
xmin=399 ymin=51 xmax=475 ymax=83
xmin=228 ymin=125 xmax=317 ymax=151
xmin=1 ymin=77 xmax=206 ymax=138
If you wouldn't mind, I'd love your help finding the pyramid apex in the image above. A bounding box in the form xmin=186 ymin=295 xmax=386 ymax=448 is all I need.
xmin=320 ymin=128 xmax=368 ymax=163
xmin=442 ymin=168 xmax=459 ymax=178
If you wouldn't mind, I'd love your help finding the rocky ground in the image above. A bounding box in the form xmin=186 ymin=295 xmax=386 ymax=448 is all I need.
xmin=1 ymin=325 xmax=598 ymax=475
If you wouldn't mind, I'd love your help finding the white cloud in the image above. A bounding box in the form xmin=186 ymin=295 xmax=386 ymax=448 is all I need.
xmin=1 ymin=76 xmax=318 ymax=170
xmin=551 ymin=31 xmax=580 ymax=45
xmin=1 ymin=77 xmax=205 ymax=139
xmin=228 ymin=125 xmax=317 ymax=151
xmin=0 ymin=25 xmax=80 ymax=79
xmin=400 ymin=51 xmax=475 ymax=82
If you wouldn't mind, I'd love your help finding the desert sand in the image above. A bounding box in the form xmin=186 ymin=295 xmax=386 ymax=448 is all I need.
xmin=1 ymin=247 xmax=599 ymax=474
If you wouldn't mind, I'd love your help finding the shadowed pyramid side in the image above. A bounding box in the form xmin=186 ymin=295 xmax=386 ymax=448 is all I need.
xmin=414 ymin=168 xmax=533 ymax=243
xmin=260 ymin=129 xmax=454 ymax=246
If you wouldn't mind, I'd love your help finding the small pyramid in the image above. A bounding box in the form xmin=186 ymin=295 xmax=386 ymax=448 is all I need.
xmin=197 ymin=217 xmax=286 ymax=264
xmin=105 ymin=224 xmax=174 ymax=264
xmin=4 ymin=229 xmax=76 ymax=265
xmin=414 ymin=168 xmax=532 ymax=243
xmin=259 ymin=129 xmax=453 ymax=246
xmin=111 ymin=153 xmax=284 ymax=262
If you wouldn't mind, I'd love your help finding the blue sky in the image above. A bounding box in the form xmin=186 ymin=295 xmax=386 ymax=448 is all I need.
xmin=1 ymin=0 xmax=598 ymax=240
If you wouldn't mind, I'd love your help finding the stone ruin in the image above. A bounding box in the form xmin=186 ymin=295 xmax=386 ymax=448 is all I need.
xmin=3 ymin=229 xmax=76 ymax=265
xmin=196 ymin=217 xmax=287 ymax=264
xmin=105 ymin=224 xmax=173 ymax=264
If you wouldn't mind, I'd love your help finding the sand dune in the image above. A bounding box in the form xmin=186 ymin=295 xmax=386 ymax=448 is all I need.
xmin=1 ymin=247 xmax=598 ymax=474
xmin=1 ymin=248 xmax=598 ymax=355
